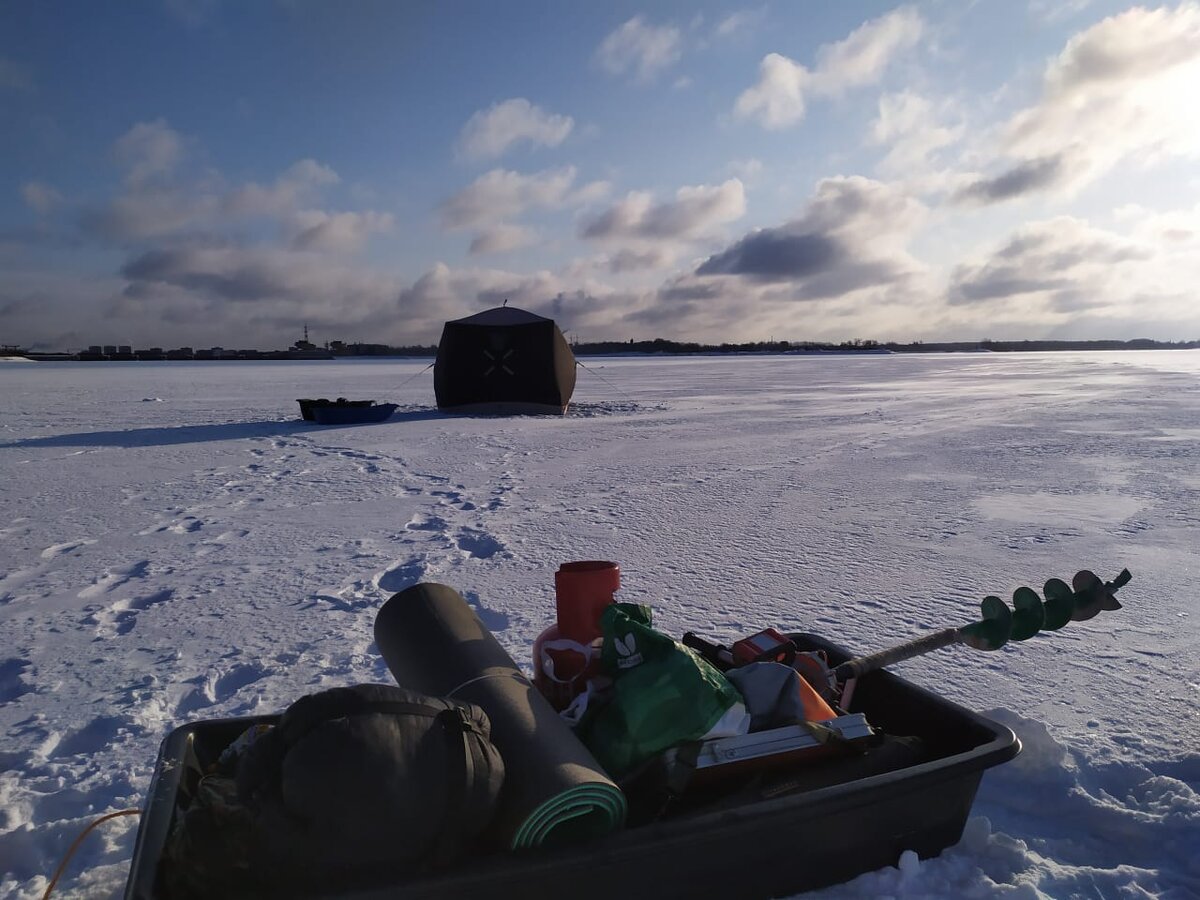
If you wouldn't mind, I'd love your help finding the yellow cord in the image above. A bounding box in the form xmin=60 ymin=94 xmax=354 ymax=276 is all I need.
xmin=42 ymin=808 xmax=142 ymax=900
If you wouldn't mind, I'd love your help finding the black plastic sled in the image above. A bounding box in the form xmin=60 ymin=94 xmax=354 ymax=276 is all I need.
xmin=124 ymin=626 xmax=1019 ymax=900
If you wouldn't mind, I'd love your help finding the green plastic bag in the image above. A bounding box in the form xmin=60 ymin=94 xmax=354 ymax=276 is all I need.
xmin=578 ymin=603 xmax=747 ymax=777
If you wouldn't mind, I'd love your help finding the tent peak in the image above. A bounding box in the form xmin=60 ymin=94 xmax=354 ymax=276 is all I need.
xmin=451 ymin=306 xmax=551 ymax=326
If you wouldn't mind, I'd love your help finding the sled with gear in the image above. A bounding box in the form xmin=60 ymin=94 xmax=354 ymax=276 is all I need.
xmin=123 ymin=564 xmax=1130 ymax=899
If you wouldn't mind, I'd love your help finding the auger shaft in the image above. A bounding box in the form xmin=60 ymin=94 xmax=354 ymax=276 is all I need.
xmin=832 ymin=569 xmax=1131 ymax=684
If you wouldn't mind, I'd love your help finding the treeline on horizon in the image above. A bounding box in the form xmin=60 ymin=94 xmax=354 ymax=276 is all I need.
xmin=330 ymin=337 xmax=1200 ymax=357
xmin=7 ymin=337 xmax=1200 ymax=360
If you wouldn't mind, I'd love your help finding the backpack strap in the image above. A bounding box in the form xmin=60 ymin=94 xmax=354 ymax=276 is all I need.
xmin=431 ymin=706 xmax=476 ymax=864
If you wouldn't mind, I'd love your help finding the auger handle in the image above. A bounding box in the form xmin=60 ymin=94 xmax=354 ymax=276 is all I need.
xmin=833 ymin=627 xmax=962 ymax=682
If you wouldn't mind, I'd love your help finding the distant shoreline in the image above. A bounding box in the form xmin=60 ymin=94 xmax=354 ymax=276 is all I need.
xmin=3 ymin=337 xmax=1198 ymax=362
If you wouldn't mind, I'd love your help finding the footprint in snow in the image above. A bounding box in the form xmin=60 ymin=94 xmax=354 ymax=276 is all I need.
xmin=174 ymin=661 xmax=273 ymax=716
xmin=405 ymin=513 xmax=448 ymax=532
xmin=375 ymin=559 xmax=427 ymax=594
xmin=77 ymin=560 xmax=151 ymax=599
xmin=0 ymin=658 xmax=34 ymax=702
xmin=50 ymin=713 xmax=138 ymax=758
xmin=464 ymin=590 xmax=510 ymax=632
xmin=454 ymin=528 xmax=505 ymax=559
xmin=39 ymin=539 xmax=96 ymax=560
xmin=85 ymin=588 xmax=175 ymax=637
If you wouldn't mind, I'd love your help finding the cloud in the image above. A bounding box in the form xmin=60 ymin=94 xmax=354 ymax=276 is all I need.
xmin=455 ymin=98 xmax=574 ymax=161
xmin=697 ymin=231 xmax=843 ymax=281
xmin=21 ymin=181 xmax=63 ymax=215
xmin=811 ymin=6 xmax=924 ymax=92
xmin=113 ymin=119 xmax=185 ymax=186
xmin=954 ymin=154 xmax=1068 ymax=204
xmin=971 ymin=4 xmax=1200 ymax=203
xmin=287 ymin=209 xmax=394 ymax=253
xmin=608 ymin=247 xmax=676 ymax=273
xmin=224 ymin=159 xmax=340 ymax=217
xmin=81 ymin=183 xmax=222 ymax=241
xmin=870 ymin=91 xmax=964 ymax=177
xmin=581 ymin=179 xmax=745 ymax=241
xmin=735 ymin=7 xmax=923 ymax=128
xmin=1028 ymin=0 xmax=1093 ymax=25
xmin=596 ymin=16 xmax=683 ymax=81
xmin=117 ymin=243 xmax=406 ymax=336
xmin=0 ymin=56 xmax=33 ymax=91
xmin=83 ymin=133 xmax=385 ymax=253
xmin=693 ymin=175 xmax=926 ymax=297
xmin=948 ymin=216 xmax=1152 ymax=306
xmin=469 ymin=224 xmax=536 ymax=255
xmin=81 ymin=156 xmax=342 ymax=243
xmin=439 ymin=166 xmax=607 ymax=229
xmin=714 ymin=9 xmax=766 ymax=39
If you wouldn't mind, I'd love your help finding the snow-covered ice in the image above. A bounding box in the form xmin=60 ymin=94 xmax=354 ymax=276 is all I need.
xmin=2 ymin=351 xmax=1198 ymax=898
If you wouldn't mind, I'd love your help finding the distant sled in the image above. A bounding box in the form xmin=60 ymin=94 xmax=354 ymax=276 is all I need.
xmin=434 ymin=306 xmax=576 ymax=415
xmin=296 ymin=398 xmax=398 ymax=424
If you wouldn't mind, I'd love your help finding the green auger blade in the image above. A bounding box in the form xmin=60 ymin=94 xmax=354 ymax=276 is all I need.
xmin=1070 ymin=569 xmax=1123 ymax=621
xmin=1042 ymin=577 xmax=1074 ymax=630
xmin=960 ymin=595 xmax=1012 ymax=650
xmin=1009 ymin=586 xmax=1045 ymax=640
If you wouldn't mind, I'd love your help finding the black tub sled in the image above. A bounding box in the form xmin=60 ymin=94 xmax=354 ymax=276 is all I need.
xmin=123 ymin=581 xmax=1028 ymax=900
xmin=297 ymin=398 xmax=398 ymax=424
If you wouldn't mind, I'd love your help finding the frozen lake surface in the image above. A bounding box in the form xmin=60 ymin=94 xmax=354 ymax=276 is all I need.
xmin=2 ymin=351 xmax=1198 ymax=898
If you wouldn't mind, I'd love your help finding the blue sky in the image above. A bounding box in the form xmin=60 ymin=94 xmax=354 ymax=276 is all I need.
xmin=3 ymin=1 xmax=1200 ymax=349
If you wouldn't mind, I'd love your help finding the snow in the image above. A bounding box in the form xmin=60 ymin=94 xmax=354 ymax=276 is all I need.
xmin=2 ymin=352 xmax=1198 ymax=899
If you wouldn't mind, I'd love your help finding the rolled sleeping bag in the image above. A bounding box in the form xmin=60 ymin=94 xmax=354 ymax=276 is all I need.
xmin=374 ymin=582 xmax=626 ymax=850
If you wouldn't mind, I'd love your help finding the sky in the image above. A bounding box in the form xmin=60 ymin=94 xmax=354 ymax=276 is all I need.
xmin=3 ymin=0 xmax=1200 ymax=350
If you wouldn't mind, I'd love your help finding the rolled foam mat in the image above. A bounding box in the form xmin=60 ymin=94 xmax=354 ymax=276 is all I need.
xmin=373 ymin=582 xmax=626 ymax=850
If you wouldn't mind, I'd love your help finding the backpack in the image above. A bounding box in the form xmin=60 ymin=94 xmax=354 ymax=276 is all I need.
xmin=166 ymin=684 xmax=505 ymax=897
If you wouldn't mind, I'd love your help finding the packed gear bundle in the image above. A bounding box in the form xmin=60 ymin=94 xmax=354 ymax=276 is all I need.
xmin=160 ymin=684 xmax=504 ymax=897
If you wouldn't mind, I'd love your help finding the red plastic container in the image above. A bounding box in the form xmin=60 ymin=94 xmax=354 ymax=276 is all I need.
xmin=554 ymin=561 xmax=620 ymax=642
xmin=533 ymin=561 xmax=621 ymax=710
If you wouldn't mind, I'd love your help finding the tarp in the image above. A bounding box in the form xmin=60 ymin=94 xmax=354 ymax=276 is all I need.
xmin=373 ymin=583 xmax=625 ymax=850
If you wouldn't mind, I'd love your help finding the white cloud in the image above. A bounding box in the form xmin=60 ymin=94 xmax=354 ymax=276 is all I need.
xmin=287 ymin=209 xmax=394 ymax=253
xmin=113 ymin=241 xmax=410 ymax=345
xmin=693 ymin=176 xmax=926 ymax=293
xmin=455 ymin=98 xmax=574 ymax=161
xmin=21 ymin=181 xmax=63 ymax=215
xmin=225 ymin=159 xmax=340 ymax=217
xmin=714 ymin=9 xmax=765 ymax=39
xmin=582 ymin=178 xmax=746 ymax=241
xmin=469 ymin=224 xmax=536 ymax=255
xmin=596 ymin=16 xmax=683 ymax=81
xmin=735 ymin=7 xmax=924 ymax=129
xmin=963 ymin=3 xmax=1200 ymax=203
xmin=734 ymin=53 xmax=809 ymax=128
xmin=396 ymin=261 xmax=642 ymax=338
xmin=1028 ymin=0 xmax=1093 ymax=25
xmin=811 ymin=6 xmax=923 ymax=92
xmin=727 ymin=158 xmax=763 ymax=181
xmin=82 ymin=184 xmax=221 ymax=240
xmin=948 ymin=216 xmax=1152 ymax=310
xmin=439 ymin=166 xmax=608 ymax=229
xmin=113 ymin=119 xmax=186 ymax=186
xmin=870 ymin=91 xmax=963 ymax=177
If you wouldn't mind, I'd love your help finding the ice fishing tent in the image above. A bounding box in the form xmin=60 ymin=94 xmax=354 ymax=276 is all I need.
xmin=434 ymin=306 xmax=577 ymax=414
